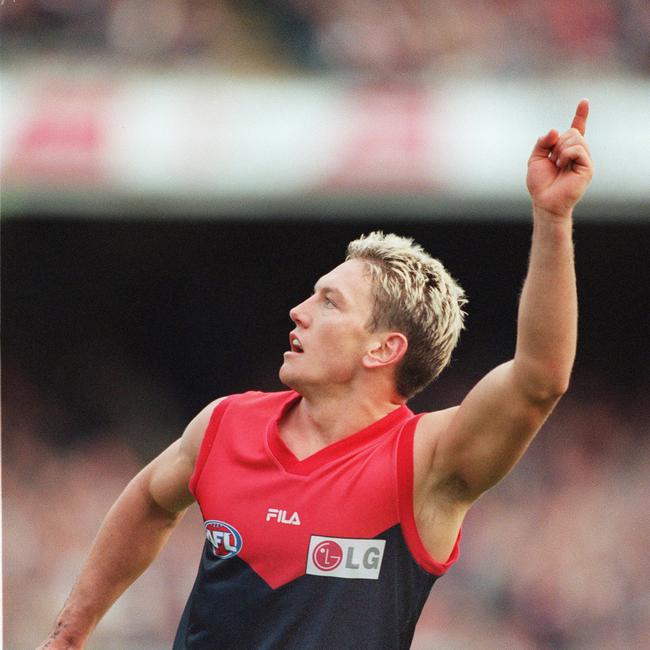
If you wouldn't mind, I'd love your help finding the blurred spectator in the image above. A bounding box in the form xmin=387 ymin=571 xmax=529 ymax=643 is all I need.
xmin=4 ymin=368 xmax=649 ymax=648
xmin=1 ymin=0 xmax=649 ymax=75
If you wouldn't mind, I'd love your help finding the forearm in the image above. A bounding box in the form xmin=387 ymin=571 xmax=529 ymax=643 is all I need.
xmin=43 ymin=474 xmax=185 ymax=648
xmin=514 ymin=206 xmax=577 ymax=399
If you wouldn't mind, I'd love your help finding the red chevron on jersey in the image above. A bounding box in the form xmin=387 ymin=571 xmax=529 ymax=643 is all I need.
xmin=190 ymin=391 xmax=402 ymax=588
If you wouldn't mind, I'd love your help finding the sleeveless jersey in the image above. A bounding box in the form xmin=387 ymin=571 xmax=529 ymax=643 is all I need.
xmin=173 ymin=390 xmax=460 ymax=649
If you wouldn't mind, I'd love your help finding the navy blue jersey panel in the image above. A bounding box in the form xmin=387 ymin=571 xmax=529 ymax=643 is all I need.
xmin=173 ymin=525 xmax=438 ymax=650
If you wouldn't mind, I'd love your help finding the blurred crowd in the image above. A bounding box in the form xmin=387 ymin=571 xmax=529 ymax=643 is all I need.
xmin=2 ymin=0 xmax=649 ymax=75
xmin=5 ymin=370 xmax=649 ymax=649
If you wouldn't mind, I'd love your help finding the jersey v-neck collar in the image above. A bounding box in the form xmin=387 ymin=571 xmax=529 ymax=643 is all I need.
xmin=267 ymin=391 xmax=412 ymax=475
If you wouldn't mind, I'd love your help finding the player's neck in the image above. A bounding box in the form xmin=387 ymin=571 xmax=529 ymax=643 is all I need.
xmin=282 ymin=389 xmax=403 ymax=456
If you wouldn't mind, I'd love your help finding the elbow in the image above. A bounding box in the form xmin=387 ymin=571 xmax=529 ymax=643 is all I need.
xmin=553 ymin=373 xmax=572 ymax=397
xmin=542 ymin=380 xmax=570 ymax=403
xmin=529 ymin=374 xmax=571 ymax=404
xmin=514 ymin=358 xmax=572 ymax=404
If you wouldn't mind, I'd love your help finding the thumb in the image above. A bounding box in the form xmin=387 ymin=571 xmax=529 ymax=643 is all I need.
xmin=529 ymin=129 xmax=559 ymax=161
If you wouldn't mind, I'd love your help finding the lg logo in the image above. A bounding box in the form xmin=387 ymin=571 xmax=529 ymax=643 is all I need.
xmin=312 ymin=540 xmax=343 ymax=571
xmin=307 ymin=536 xmax=386 ymax=580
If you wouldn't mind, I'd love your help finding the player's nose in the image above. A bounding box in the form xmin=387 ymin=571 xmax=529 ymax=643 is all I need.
xmin=289 ymin=299 xmax=310 ymax=327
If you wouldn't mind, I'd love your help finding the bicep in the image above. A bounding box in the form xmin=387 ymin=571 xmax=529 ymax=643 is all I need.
xmin=428 ymin=360 xmax=558 ymax=502
xmin=141 ymin=397 xmax=226 ymax=514
xmin=141 ymin=439 xmax=196 ymax=514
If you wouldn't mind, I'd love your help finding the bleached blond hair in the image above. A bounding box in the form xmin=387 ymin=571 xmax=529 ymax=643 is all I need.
xmin=346 ymin=231 xmax=467 ymax=399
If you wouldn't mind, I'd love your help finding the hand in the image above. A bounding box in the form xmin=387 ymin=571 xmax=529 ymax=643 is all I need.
xmin=526 ymin=99 xmax=594 ymax=218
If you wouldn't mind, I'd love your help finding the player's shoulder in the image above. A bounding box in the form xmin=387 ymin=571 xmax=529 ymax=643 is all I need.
xmin=185 ymin=390 xmax=295 ymax=441
xmin=223 ymin=389 xmax=297 ymax=411
xmin=418 ymin=405 xmax=460 ymax=428
xmin=414 ymin=405 xmax=460 ymax=448
xmin=236 ymin=389 xmax=295 ymax=403
xmin=195 ymin=389 xmax=297 ymax=425
xmin=180 ymin=390 xmax=295 ymax=461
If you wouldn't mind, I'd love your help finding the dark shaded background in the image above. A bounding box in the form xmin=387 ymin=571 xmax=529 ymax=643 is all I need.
xmin=4 ymin=218 xmax=649 ymax=448
xmin=4 ymin=216 xmax=650 ymax=649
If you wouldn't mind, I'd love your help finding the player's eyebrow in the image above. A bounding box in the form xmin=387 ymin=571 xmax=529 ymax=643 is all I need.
xmin=313 ymin=284 xmax=347 ymax=305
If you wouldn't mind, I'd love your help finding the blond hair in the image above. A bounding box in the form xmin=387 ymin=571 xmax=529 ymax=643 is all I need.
xmin=346 ymin=231 xmax=467 ymax=398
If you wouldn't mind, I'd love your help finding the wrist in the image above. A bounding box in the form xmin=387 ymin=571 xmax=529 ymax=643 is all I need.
xmin=532 ymin=204 xmax=574 ymax=223
xmin=40 ymin=631 xmax=85 ymax=650
xmin=46 ymin=610 xmax=92 ymax=649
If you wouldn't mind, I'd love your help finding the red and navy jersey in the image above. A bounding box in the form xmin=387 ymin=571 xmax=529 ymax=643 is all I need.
xmin=173 ymin=391 xmax=460 ymax=649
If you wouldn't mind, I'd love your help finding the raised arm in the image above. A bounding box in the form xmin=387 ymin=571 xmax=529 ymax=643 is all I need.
xmin=422 ymin=101 xmax=593 ymax=504
xmin=37 ymin=398 xmax=223 ymax=650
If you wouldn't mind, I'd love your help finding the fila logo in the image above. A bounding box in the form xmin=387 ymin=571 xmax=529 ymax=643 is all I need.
xmin=306 ymin=535 xmax=386 ymax=580
xmin=266 ymin=508 xmax=301 ymax=525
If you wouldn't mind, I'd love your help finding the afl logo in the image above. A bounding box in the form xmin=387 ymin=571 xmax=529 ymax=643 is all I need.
xmin=204 ymin=520 xmax=243 ymax=559
xmin=312 ymin=540 xmax=343 ymax=571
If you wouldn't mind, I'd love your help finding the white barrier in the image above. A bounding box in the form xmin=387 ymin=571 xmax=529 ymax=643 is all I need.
xmin=2 ymin=71 xmax=648 ymax=219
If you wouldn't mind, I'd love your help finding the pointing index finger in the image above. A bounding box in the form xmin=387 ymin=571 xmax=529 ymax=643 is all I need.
xmin=571 ymin=98 xmax=589 ymax=136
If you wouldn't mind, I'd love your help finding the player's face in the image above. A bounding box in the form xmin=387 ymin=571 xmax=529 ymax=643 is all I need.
xmin=279 ymin=259 xmax=376 ymax=394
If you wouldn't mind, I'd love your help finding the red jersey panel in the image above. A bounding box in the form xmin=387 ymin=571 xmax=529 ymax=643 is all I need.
xmin=176 ymin=390 xmax=460 ymax=649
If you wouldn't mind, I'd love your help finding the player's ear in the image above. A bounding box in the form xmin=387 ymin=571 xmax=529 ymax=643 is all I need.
xmin=363 ymin=332 xmax=408 ymax=369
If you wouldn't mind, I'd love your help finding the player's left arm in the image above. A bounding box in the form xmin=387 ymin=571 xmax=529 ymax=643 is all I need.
xmin=423 ymin=100 xmax=594 ymax=503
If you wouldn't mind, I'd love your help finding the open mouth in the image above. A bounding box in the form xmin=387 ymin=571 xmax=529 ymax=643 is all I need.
xmin=289 ymin=334 xmax=304 ymax=353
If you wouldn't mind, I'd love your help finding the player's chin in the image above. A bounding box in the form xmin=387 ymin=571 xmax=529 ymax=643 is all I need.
xmin=278 ymin=363 xmax=298 ymax=389
xmin=279 ymin=363 xmax=313 ymax=395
